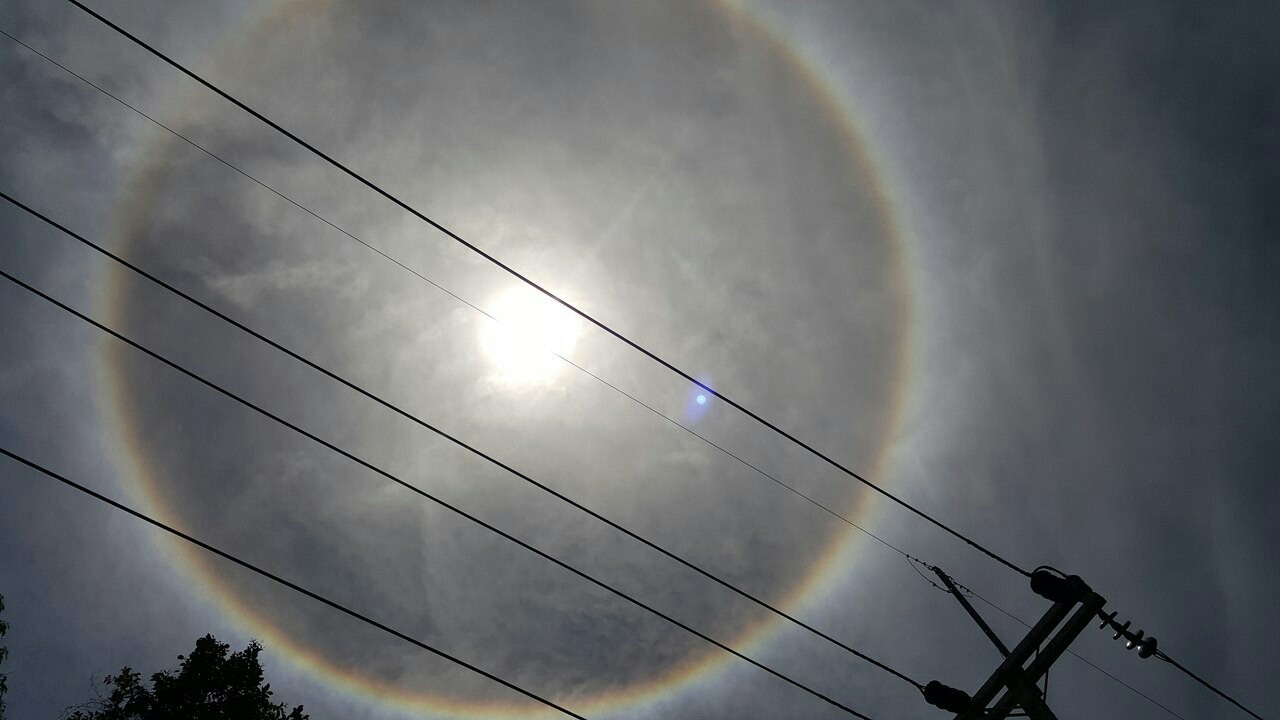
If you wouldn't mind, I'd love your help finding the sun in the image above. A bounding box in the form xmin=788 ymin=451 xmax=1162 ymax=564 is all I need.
xmin=479 ymin=286 xmax=583 ymax=385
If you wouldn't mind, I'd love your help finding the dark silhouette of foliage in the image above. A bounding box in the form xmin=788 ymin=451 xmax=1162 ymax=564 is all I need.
xmin=0 ymin=593 xmax=8 ymax=720
xmin=66 ymin=634 xmax=306 ymax=720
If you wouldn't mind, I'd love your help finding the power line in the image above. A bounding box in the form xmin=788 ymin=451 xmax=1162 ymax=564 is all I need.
xmin=0 ymin=446 xmax=588 ymax=720
xmin=0 ymin=190 xmax=922 ymax=696
xmin=0 ymin=32 xmax=1033 ymax=709
xmin=7 ymin=30 xmax=1220 ymax=716
xmin=1154 ymin=650 xmax=1265 ymax=720
xmin=63 ymin=0 xmax=1031 ymax=580
xmin=0 ymin=21 xmax=920 ymax=596
xmin=32 ymin=10 xmax=1272 ymax=718
xmin=0 ymin=263 xmax=890 ymax=719
xmin=9 ymin=22 xmax=1245 ymax=720
xmin=8 ymin=20 xmax=1259 ymax=720
xmin=1070 ymin=654 xmax=1187 ymax=720
xmin=0 ymin=24 xmax=963 ymax=636
xmin=0 ymin=27 xmax=935 ymax=692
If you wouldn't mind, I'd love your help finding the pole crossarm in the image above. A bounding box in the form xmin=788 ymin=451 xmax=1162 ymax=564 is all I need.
xmin=924 ymin=569 xmax=1106 ymax=720
xmin=984 ymin=591 xmax=1106 ymax=720
xmin=957 ymin=594 xmax=1075 ymax=717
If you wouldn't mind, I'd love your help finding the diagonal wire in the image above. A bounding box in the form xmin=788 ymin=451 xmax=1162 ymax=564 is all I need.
xmin=9 ymin=23 xmax=1252 ymax=720
xmin=5 ymin=27 xmax=1232 ymax=720
xmin=0 ymin=190 xmax=922 ymax=695
xmin=62 ymin=0 xmax=1031 ymax=580
xmin=0 ymin=263 xmax=890 ymax=719
xmin=1154 ymin=650 xmax=1265 ymax=720
xmin=0 ymin=21 xmax=927 ymax=593
xmin=0 ymin=446 xmax=588 ymax=720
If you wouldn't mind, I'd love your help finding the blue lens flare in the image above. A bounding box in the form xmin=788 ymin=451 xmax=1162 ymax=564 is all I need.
xmin=686 ymin=379 xmax=713 ymax=423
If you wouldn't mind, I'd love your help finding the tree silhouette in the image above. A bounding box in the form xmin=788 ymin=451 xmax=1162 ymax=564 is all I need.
xmin=66 ymin=634 xmax=306 ymax=720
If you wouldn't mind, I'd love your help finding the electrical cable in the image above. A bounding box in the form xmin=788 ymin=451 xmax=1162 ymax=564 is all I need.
xmin=0 ymin=446 xmax=588 ymax=720
xmin=24 ymin=14 xmax=1257 ymax=719
xmin=0 ymin=263 xmax=894 ymax=718
xmin=0 ymin=28 xmax=944 ymax=696
xmin=63 ymin=0 xmax=1032 ymax=580
xmin=0 ymin=33 xmax=1044 ymax=712
xmin=0 ymin=22 xmax=928 ymax=601
xmin=7 ymin=25 xmax=1248 ymax=720
xmin=1154 ymin=650 xmax=1265 ymax=720
xmin=0 ymin=190 xmax=922 ymax=695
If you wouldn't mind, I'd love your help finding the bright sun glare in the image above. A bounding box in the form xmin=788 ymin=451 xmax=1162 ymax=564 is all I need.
xmin=479 ymin=286 xmax=583 ymax=385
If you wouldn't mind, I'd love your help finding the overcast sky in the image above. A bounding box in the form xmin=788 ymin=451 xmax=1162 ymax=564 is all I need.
xmin=1 ymin=1 xmax=1276 ymax=719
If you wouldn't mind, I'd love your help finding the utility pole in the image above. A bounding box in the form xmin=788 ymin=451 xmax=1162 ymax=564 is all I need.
xmin=921 ymin=567 xmax=1157 ymax=718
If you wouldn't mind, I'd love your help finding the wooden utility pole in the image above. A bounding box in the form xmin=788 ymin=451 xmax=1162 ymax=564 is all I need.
xmin=922 ymin=567 xmax=1113 ymax=719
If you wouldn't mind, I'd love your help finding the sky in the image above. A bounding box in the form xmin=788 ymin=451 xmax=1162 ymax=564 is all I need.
xmin=0 ymin=1 xmax=1276 ymax=719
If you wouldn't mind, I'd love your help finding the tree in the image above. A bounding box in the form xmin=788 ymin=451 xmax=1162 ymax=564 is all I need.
xmin=66 ymin=634 xmax=307 ymax=720
xmin=0 ymin=594 xmax=8 ymax=720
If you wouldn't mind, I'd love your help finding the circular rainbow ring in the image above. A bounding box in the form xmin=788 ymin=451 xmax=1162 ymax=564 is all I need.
xmin=95 ymin=1 xmax=919 ymax=716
